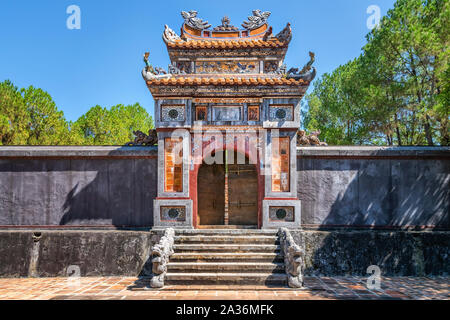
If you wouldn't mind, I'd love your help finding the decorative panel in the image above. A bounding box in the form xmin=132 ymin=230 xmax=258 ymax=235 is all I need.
xmin=161 ymin=105 xmax=185 ymax=122
xmin=269 ymin=207 xmax=294 ymax=222
xmin=164 ymin=138 xmax=183 ymax=192
xmin=160 ymin=206 xmax=186 ymax=222
xmin=269 ymin=105 xmax=294 ymax=121
xmin=264 ymin=61 xmax=279 ymax=74
xmin=195 ymin=60 xmax=259 ymax=74
xmin=248 ymin=105 xmax=260 ymax=121
xmin=212 ymin=106 xmax=242 ymax=121
xmin=176 ymin=61 xmax=191 ymax=74
xmin=195 ymin=106 xmax=207 ymax=121
xmin=272 ymin=137 xmax=290 ymax=192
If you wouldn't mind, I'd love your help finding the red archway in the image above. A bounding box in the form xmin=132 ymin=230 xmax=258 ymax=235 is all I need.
xmin=190 ymin=139 xmax=264 ymax=229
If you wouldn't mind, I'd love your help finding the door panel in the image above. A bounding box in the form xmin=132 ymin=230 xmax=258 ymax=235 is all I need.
xmin=197 ymin=162 xmax=225 ymax=225
xmin=228 ymin=162 xmax=258 ymax=225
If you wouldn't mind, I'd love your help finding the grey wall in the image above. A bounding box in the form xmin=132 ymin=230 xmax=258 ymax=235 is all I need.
xmin=0 ymin=146 xmax=448 ymax=228
xmin=0 ymin=229 xmax=447 ymax=278
xmin=0 ymin=230 xmax=159 ymax=277
xmin=298 ymin=147 xmax=450 ymax=228
xmin=0 ymin=147 xmax=158 ymax=227
xmin=291 ymin=230 xmax=449 ymax=276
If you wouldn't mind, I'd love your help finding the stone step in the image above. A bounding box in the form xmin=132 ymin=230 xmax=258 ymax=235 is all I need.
xmin=167 ymin=262 xmax=285 ymax=273
xmin=165 ymin=272 xmax=287 ymax=285
xmin=173 ymin=244 xmax=280 ymax=253
xmin=170 ymin=252 xmax=284 ymax=263
xmin=197 ymin=225 xmax=258 ymax=230
xmin=175 ymin=229 xmax=278 ymax=236
xmin=174 ymin=235 xmax=279 ymax=244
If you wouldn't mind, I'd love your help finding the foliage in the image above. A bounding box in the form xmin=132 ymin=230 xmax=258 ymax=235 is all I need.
xmin=0 ymin=80 xmax=154 ymax=146
xmin=22 ymin=86 xmax=70 ymax=145
xmin=73 ymin=103 xmax=154 ymax=145
xmin=0 ymin=80 xmax=29 ymax=145
xmin=303 ymin=0 xmax=449 ymax=145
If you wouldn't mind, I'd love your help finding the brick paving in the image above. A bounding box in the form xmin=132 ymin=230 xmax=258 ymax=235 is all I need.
xmin=0 ymin=276 xmax=448 ymax=300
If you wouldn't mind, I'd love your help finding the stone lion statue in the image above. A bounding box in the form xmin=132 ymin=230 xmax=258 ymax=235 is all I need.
xmin=149 ymin=228 xmax=175 ymax=288
xmin=297 ymin=130 xmax=328 ymax=146
xmin=127 ymin=129 xmax=158 ymax=146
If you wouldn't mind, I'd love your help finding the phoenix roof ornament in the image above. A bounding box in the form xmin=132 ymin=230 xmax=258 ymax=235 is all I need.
xmin=181 ymin=10 xmax=211 ymax=30
xmin=241 ymin=10 xmax=271 ymax=30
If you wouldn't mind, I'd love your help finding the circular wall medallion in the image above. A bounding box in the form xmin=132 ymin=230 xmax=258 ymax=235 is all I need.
xmin=168 ymin=109 xmax=179 ymax=119
xmin=168 ymin=208 xmax=180 ymax=219
xmin=276 ymin=209 xmax=287 ymax=220
xmin=276 ymin=109 xmax=286 ymax=120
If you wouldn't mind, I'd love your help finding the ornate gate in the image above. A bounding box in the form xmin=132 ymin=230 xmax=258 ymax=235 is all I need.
xmin=197 ymin=161 xmax=225 ymax=225
xmin=228 ymin=161 xmax=258 ymax=226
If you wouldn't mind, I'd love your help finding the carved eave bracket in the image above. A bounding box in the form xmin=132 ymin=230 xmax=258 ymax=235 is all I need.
xmin=141 ymin=51 xmax=172 ymax=82
xmin=285 ymin=52 xmax=317 ymax=82
xmin=275 ymin=23 xmax=292 ymax=44
xmin=162 ymin=25 xmax=182 ymax=44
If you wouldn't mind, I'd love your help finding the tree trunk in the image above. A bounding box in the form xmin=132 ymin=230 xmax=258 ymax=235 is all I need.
xmin=394 ymin=114 xmax=402 ymax=146
xmin=424 ymin=115 xmax=434 ymax=146
xmin=439 ymin=118 xmax=449 ymax=146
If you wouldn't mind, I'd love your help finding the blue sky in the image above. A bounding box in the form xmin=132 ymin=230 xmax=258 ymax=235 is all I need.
xmin=0 ymin=0 xmax=396 ymax=122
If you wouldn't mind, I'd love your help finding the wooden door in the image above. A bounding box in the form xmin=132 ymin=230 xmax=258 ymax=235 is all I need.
xmin=197 ymin=162 xmax=225 ymax=225
xmin=228 ymin=158 xmax=258 ymax=225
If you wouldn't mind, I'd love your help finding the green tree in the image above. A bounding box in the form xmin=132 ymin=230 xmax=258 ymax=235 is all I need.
xmin=73 ymin=103 xmax=154 ymax=145
xmin=303 ymin=0 xmax=449 ymax=146
xmin=21 ymin=86 xmax=70 ymax=145
xmin=0 ymin=80 xmax=29 ymax=145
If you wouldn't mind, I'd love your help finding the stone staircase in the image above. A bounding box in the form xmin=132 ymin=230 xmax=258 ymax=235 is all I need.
xmin=165 ymin=229 xmax=287 ymax=286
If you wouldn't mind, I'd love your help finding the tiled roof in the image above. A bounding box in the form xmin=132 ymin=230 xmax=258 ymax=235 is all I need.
xmin=167 ymin=40 xmax=287 ymax=49
xmin=146 ymin=77 xmax=308 ymax=86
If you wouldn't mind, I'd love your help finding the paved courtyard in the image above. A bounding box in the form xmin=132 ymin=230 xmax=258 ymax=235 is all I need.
xmin=0 ymin=276 xmax=448 ymax=300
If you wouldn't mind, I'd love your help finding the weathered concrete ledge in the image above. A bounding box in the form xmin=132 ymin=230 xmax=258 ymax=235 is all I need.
xmin=1 ymin=146 xmax=447 ymax=158
xmin=0 ymin=146 xmax=158 ymax=158
xmin=291 ymin=230 xmax=449 ymax=276
xmin=0 ymin=230 xmax=447 ymax=278
xmin=297 ymin=146 xmax=450 ymax=158
xmin=0 ymin=230 xmax=159 ymax=278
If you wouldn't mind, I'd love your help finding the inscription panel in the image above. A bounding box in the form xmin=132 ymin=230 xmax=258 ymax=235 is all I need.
xmin=272 ymin=137 xmax=290 ymax=192
xmin=212 ymin=106 xmax=242 ymax=122
xmin=164 ymin=138 xmax=183 ymax=192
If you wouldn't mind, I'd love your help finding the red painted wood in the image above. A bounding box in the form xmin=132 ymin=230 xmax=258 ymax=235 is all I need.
xmin=190 ymin=136 xmax=264 ymax=229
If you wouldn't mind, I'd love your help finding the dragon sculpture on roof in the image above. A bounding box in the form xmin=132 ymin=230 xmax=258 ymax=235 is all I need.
xmin=181 ymin=10 xmax=211 ymax=30
xmin=242 ymin=10 xmax=271 ymax=30
xmin=286 ymin=51 xmax=317 ymax=82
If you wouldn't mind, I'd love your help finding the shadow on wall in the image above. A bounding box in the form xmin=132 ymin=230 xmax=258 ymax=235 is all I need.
xmin=0 ymin=147 xmax=157 ymax=227
xmin=59 ymin=148 xmax=157 ymax=228
xmin=299 ymin=150 xmax=449 ymax=228
xmin=297 ymin=147 xmax=450 ymax=276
